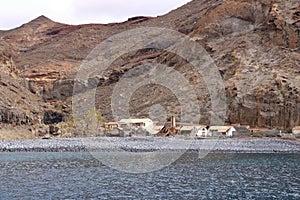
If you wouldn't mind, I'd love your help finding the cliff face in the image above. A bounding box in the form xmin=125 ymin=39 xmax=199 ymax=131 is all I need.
xmin=267 ymin=0 xmax=300 ymax=49
xmin=0 ymin=46 xmax=43 ymax=125
xmin=189 ymin=0 xmax=300 ymax=128
xmin=0 ymin=0 xmax=299 ymax=129
xmin=0 ymin=43 xmax=63 ymax=128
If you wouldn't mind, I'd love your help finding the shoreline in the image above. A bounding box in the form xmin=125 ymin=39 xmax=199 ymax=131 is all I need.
xmin=0 ymin=137 xmax=299 ymax=153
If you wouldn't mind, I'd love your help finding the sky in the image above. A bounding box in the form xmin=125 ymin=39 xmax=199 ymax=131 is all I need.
xmin=0 ymin=0 xmax=192 ymax=30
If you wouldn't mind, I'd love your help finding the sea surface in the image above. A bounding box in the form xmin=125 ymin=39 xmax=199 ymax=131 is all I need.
xmin=0 ymin=152 xmax=299 ymax=199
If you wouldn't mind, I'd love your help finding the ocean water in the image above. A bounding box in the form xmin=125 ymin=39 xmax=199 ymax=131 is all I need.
xmin=0 ymin=152 xmax=299 ymax=199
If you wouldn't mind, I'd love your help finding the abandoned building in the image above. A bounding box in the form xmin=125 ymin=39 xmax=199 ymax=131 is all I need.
xmin=209 ymin=126 xmax=236 ymax=137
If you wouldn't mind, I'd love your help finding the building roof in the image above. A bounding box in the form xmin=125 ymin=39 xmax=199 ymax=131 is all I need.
xmin=119 ymin=118 xmax=152 ymax=124
xmin=180 ymin=126 xmax=194 ymax=131
xmin=248 ymin=128 xmax=270 ymax=131
xmin=104 ymin=122 xmax=119 ymax=125
xmin=180 ymin=125 xmax=206 ymax=131
xmin=209 ymin=126 xmax=235 ymax=132
xmin=153 ymin=126 xmax=164 ymax=131
xmin=194 ymin=125 xmax=207 ymax=130
xmin=292 ymin=126 xmax=300 ymax=130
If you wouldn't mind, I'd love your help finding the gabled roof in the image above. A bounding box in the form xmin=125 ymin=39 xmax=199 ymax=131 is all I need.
xmin=105 ymin=122 xmax=119 ymax=125
xmin=209 ymin=126 xmax=235 ymax=132
xmin=119 ymin=118 xmax=152 ymax=124
xmin=180 ymin=126 xmax=194 ymax=131
xmin=248 ymin=127 xmax=270 ymax=131
xmin=180 ymin=125 xmax=206 ymax=131
xmin=194 ymin=125 xmax=207 ymax=130
xmin=153 ymin=125 xmax=164 ymax=130
xmin=292 ymin=126 xmax=300 ymax=130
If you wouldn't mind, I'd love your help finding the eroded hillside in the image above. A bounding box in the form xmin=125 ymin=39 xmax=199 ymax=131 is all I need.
xmin=0 ymin=0 xmax=299 ymax=130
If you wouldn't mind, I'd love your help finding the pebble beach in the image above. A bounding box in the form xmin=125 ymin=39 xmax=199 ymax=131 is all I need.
xmin=0 ymin=137 xmax=299 ymax=153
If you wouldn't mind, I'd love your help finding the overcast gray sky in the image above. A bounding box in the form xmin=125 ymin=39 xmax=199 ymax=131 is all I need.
xmin=0 ymin=0 xmax=192 ymax=30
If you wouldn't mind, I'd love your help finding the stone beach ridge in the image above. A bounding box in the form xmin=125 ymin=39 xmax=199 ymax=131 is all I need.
xmin=0 ymin=137 xmax=299 ymax=153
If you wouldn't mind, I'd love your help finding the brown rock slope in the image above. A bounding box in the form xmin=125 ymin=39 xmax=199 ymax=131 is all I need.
xmin=0 ymin=0 xmax=299 ymax=130
xmin=0 ymin=41 xmax=63 ymax=130
xmin=190 ymin=0 xmax=300 ymax=129
xmin=0 ymin=43 xmax=43 ymax=126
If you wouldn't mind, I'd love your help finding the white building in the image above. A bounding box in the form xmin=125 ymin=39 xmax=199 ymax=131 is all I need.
xmin=104 ymin=122 xmax=119 ymax=130
xmin=119 ymin=118 xmax=154 ymax=132
xmin=180 ymin=125 xmax=209 ymax=137
xmin=292 ymin=126 xmax=300 ymax=135
xmin=180 ymin=126 xmax=194 ymax=135
xmin=194 ymin=126 xmax=209 ymax=137
xmin=209 ymin=126 xmax=236 ymax=137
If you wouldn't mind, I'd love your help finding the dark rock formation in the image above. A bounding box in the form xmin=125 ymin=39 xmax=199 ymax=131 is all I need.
xmin=43 ymin=110 xmax=63 ymax=124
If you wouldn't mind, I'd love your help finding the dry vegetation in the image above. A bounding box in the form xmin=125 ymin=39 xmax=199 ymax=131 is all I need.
xmin=0 ymin=128 xmax=36 ymax=140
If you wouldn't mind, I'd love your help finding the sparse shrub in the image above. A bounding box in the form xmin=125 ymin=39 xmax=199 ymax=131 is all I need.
xmin=251 ymin=133 xmax=263 ymax=138
xmin=66 ymin=117 xmax=75 ymax=128
xmin=265 ymin=132 xmax=277 ymax=137
xmin=285 ymin=128 xmax=292 ymax=133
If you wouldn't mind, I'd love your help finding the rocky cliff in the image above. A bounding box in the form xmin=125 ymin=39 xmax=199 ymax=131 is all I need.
xmin=0 ymin=42 xmax=63 ymax=131
xmin=0 ymin=0 xmax=299 ymax=130
xmin=0 ymin=45 xmax=43 ymax=126
xmin=190 ymin=0 xmax=300 ymax=128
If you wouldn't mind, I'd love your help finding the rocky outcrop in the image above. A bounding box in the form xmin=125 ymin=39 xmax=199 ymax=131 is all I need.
xmin=0 ymin=47 xmax=17 ymax=78
xmin=188 ymin=0 xmax=299 ymax=129
xmin=0 ymin=56 xmax=40 ymax=125
xmin=0 ymin=46 xmax=56 ymax=126
xmin=43 ymin=109 xmax=64 ymax=124
xmin=266 ymin=0 xmax=300 ymax=49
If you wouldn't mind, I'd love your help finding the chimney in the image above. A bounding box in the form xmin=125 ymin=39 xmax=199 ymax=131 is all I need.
xmin=171 ymin=115 xmax=176 ymax=128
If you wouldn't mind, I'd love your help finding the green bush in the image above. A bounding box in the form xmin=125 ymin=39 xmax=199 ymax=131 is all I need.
xmin=280 ymin=90 xmax=286 ymax=95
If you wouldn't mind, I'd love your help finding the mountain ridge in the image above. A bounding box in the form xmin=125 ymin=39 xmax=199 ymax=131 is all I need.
xmin=0 ymin=0 xmax=299 ymax=136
